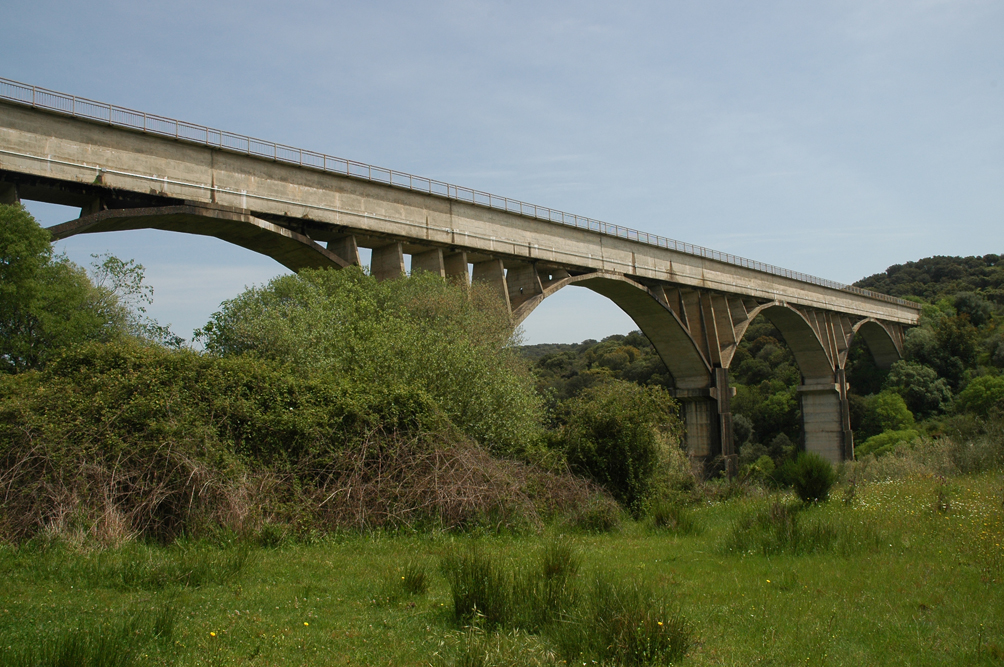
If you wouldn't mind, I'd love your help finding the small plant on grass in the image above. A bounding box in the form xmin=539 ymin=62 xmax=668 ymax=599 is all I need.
xmin=400 ymin=558 xmax=429 ymax=595
xmin=649 ymin=500 xmax=700 ymax=535
xmin=776 ymin=452 xmax=836 ymax=502
xmin=565 ymin=494 xmax=622 ymax=533
xmin=552 ymin=575 xmax=691 ymax=667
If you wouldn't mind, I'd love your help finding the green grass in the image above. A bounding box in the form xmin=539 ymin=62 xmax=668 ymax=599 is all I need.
xmin=1 ymin=472 xmax=1003 ymax=665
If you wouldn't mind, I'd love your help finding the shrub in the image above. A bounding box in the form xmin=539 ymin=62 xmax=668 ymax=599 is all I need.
xmin=776 ymin=452 xmax=836 ymax=503
xmin=859 ymin=391 xmax=915 ymax=440
xmin=564 ymin=494 xmax=623 ymax=533
xmin=552 ymin=575 xmax=691 ymax=667
xmin=649 ymin=500 xmax=699 ymax=535
xmin=956 ymin=375 xmax=1004 ymax=417
xmin=196 ymin=268 xmax=543 ymax=456
xmin=856 ymin=429 xmax=920 ymax=458
xmin=554 ymin=380 xmax=680 ymax=511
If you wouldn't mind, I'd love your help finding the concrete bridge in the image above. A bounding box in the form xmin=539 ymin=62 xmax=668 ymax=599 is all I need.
xmin=0 ymin=78 xmax=921 ymax=466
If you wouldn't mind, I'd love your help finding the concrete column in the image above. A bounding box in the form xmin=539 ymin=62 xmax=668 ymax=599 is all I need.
xmin=372 ymin=242 xmax=405 ymax=281
xmin=505 ymin=262 xmax=543 ymax=308
xmin=411 ymin=248 xmax=445 ymax=277
xmin=798 ymin=379 xmax=850 ymax=464
xmin=713 ymin=367 xmax=736 ymax=475
xmin=327 ymin=235 xmax=361 ymax=266
xmin=0 ymin=183 xmax=19 ymax=205
xmin=681 ymin=398 xmax=717 ymax=459
xmin=444 ymin=251 xmax=469 ymax=286
xmin=472 ymin=258 xmax=510 ymax=311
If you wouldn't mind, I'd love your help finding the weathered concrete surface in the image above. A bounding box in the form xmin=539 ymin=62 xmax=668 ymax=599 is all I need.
xmin=0 ymin=101 xmax=919 ymax=324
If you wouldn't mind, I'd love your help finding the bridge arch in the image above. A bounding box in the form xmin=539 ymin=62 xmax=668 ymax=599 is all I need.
xmin=744 ymin=302 xmax=835 ymax=382
xmin=47 ymin=204 xmax=347 ymax=272
xmin=850 ymin=318 xmax=903 ymax=369
xmin=514 ymin=272 xmax=711 ymax=390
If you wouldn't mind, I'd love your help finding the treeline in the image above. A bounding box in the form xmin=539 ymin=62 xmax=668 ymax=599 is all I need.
xmin=527 ymin=253 xmax=1004 ymax=467
xmin=0 ymin=204 xmax=687 ymax=544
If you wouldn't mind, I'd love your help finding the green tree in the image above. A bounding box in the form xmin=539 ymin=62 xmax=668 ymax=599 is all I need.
xmin=955 ymin=375 xmax=1004 ymax=417
xmin=882 ymin=360 xmax=952 ymax=419
xmin=555 ymin=380 xmax=680 ymax=511
xmin=859 ymin=391 xmax=915 ymax=440
xmin=0 ymin=204 xmax=124 ymax=372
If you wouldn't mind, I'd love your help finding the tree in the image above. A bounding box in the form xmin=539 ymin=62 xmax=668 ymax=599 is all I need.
xmin=859 ymin=391 xmax=914 ymax=440
xmin=955 ymin=375 xmax=1004 ymax=417
xmin=0 ymin=204 xmax=117 ymax=372
xmin=882 ymin=360 xmax=952 ymax=419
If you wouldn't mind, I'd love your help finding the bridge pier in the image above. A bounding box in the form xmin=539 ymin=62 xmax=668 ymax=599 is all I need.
xmin=798 ymin=369 xmax=853 ymax=464
xmin=675 ymin=367 xmax=735 ymax=475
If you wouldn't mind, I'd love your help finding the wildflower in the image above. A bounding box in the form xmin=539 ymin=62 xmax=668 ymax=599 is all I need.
xmin=210 ymin=632 xmax=216 ymax=637
xmin=658 ymin=621 xmax=663 ymax=626
xmin=304 ymin=622 xmax=309 ymax=626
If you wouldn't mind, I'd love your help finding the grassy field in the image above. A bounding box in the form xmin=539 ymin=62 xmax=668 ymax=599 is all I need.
xmin=2 ymin=472 xmax=1002 ymax=666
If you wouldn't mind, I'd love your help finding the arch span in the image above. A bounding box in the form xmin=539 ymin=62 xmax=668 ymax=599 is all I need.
xmin=47 ymin=204 xmax=347 ymax=272
xmin=748 ymin=303 xmax=836 ymax=382
xmin=851 ymin=318 xmax=903 ymax=369
xmin=514 ymin=272 xmax=711 ymax=389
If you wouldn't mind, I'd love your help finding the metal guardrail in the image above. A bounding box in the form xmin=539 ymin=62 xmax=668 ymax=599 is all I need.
xmin=0 ymin=77 xmax=917 ymax=310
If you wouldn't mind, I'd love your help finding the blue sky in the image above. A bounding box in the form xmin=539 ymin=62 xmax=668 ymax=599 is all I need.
xmin=5 ymin=0 xmax=1002 ymax=344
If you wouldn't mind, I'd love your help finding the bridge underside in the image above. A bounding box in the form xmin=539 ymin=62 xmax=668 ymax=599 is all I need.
xmin=0 ymin=103 xmax=919 ymax=468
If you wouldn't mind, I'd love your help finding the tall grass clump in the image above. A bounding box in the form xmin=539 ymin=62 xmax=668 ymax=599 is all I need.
xmin=722 ymin=501 xmax=836 ymax=556
xmin=440 ymin=540 xmax=580 ymax=631
xmin=0 ymin=606 xmax=177 ymax=667
xmin=649 ymin=500 xmax=700 ymax=535
xmin=553 ymin=575 xmax=691 ymax=667
xmin=441 ymin=545 xmax=515 ymax=628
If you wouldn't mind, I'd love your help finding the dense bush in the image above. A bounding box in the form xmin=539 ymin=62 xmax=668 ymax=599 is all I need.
xmin=197 ymin=267 xmax=541 ymax=456
xmin=856 ymin=429 xmax=921 ymax=458
xmin=775 ymin=452 xmax=836 ymax=503
xmin=551 ymin=380 xmax=681 ymax=511
xmin=955 ymin=375 xmax=1004 ymax=417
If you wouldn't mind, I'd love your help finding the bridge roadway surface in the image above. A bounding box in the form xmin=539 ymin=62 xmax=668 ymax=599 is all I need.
xmin=0 ymin=79 xmax=921 ymax=467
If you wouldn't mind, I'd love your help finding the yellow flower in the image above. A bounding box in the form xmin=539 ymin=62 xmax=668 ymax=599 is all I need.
xmin=304 ymin=622 xmax=309 ymax=626
xmin=658 ymin=621 xmax=663 ymax=626
xmin=210 ymin=632 xmax=216 ymax=637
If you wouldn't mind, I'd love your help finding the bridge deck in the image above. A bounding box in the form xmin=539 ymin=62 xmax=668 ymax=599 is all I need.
xmin=0 ymin=81 xmax=919 ymax=325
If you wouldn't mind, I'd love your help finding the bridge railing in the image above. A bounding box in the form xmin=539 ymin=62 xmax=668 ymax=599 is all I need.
xmin=0 ymin=77 xmax=918 ymax=310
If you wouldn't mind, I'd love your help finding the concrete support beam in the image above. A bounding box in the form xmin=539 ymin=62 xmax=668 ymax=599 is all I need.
xmin=411 ymin=248 xmax=445 ymax=277
xmin=444 ymin=251 xmax=469 ymax=286
xmin=0 ymin=182 xmax=18 ymax=204
xmin=472 ymin=258 xmax=510 ymax=311
xmin=80 ymin=196 xmax=106 ymax=218
xmin=798 ymin=379 xmax=850 ymax=464
xmin=713 ymin=367 xmax=735 ymax=474
xmin=372 ymin=242 xmax=405 ymax=281
xmin=327 ymin=235 xmax=361 ymax=266
xmin=680 ymin=397 xmax=717 ymax=462
xmin=506 ymin=262 xmax=543 ymax=309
